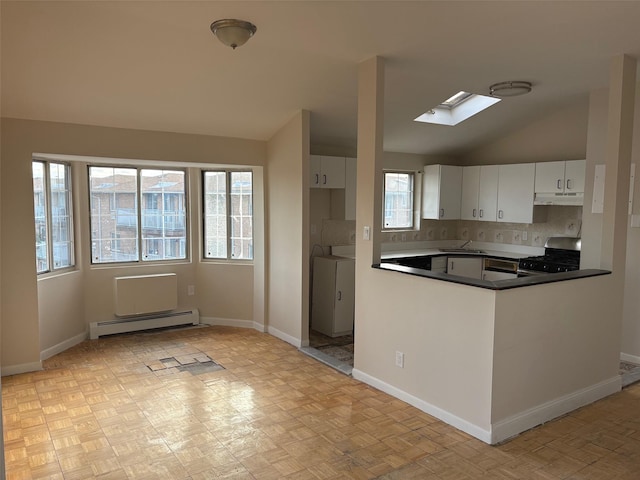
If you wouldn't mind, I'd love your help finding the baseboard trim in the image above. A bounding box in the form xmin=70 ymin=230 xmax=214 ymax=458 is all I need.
xmin=490 ymin=375 xmax=621 ymax=444
xmin=267 ymin=326 xmax=302 ymax=348
xmin=2 ymin=362 xmax=43 ymax=377
xmin=41 ymin=331 xmax=88 ymax=361
xmin=199 ymin=316 xmax=265 ymax=332
xmin=352 ymin=368 xmax=492 ymax=444
xmin=621 ymin=352 xmax=640 ymax=365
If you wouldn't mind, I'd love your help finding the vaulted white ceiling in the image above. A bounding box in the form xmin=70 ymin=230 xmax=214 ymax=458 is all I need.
xmin=3 ymin=1 xmax=640 ymax=155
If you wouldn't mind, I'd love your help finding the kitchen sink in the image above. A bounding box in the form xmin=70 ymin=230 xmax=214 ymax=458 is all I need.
xmin=439 ymin=248 xmax=486 ymax=254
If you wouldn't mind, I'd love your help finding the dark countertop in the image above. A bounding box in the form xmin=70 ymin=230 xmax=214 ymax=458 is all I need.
xmin=374 ymin=262 xmax=611 ymax=290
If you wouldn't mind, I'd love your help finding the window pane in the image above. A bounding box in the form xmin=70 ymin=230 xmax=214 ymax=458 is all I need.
xmin=32 ymin=162 xmax=48 ymax=273
xmin=90 ymin=166 xmax=138 ymax=263
xmin=50 ymin=163 xmax=74 ymax=269
xmin=141 ymin=169 xmax=186 ymax=261
xmin=230 ymin=172 xmax=253 ymax=260
xmin=203 ymin=172 xmax=228 ymax=259
xmin=383 ymin=172 xmax=414 ymax=229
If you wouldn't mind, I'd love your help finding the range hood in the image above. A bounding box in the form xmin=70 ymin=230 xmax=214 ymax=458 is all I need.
xmin=534 ymin=192 xmax=584 ymax=206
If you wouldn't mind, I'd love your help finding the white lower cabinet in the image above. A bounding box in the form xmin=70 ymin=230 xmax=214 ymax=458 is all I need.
xmin=482 ymin=270 xmax=517 ymax=281
xmin=447 ymin=257 xmax=483 ymax=279
xmin=311 ymin=256 xmax=355 ymax=337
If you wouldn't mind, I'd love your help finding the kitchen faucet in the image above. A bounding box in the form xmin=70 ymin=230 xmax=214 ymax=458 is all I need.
xmin=460 ymin=239 xmax=472 ymax=250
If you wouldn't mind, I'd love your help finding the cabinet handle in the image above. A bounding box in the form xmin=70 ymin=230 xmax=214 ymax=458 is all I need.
xmin=323 ymin=174 xmax=327 ymax=185
xmin=337 ymin=290 xmax=342 ymax=301
xmin=439 ymin=208 xmax=444 ymax=218
xmin=314 ymin=173 xmax=319 ymax=185
xmin=566 ymin=179 xmax=572 ymax=190
xmin=472 ymin=208 xmax=477 ymax=218
xmin=450 ymin=261 xmax=454 ymax=270
xmin=498 ymin=210 xmax=504 ymax=219
xmin=557 ymin=179 xmax=562 ymax=190
xmin=479 ymin=209 xmax=484 ymax=218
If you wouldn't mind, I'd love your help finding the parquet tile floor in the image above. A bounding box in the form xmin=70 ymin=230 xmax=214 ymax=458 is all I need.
xmin=3 ymin=325 xmax=640 ymax=479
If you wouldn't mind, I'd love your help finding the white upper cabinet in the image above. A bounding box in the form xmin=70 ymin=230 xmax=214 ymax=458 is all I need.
xmin=461 ymin=166 xmax=480 ymax=220
xmin=422 ymin=164 xmax=462 ymax=220
xmin=497 ymin=163 xmax=536 ymax=223
xmin=310 ymin=155 xmax=346 ymax=189
xmin=461 ymin=165 xmax=499 ymax=222
xmin=534 ymin=160 xmax=586 ymax=203
xmin=344 ymin=157 xmax=357 ymax=220
xmin=564 ymin=160 xmax=586 ymax=193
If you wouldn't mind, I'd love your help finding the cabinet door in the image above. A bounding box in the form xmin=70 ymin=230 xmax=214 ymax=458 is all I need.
xmin=311 ymin=257 xmax=336 ymax=336
xmin=439 ymin=165 xmax=462 ymax=219
xmin=497 ymin=163 xmax=535 ymax=223
xmin=344 ymin=157 xmax=357 ymax=220
xmin=333 ymin=259 xmax=355 ymax=335
xmin=310 ymin=155 xmax=322 ymax=188
xmin=535 ymin=161 xmax=565 ymax=193
xmin=565 ymin=160 xmax=586 ymax=193
xmin=482 ymin=270 xmax=517 ymax=281
xmin=478 ymin=165 xmax=499 ymax=222
xmin=319 ymin=156 xmax=346 ymax=189
xmin=447 ymin=257 xmax=482 ymax=279
xmin=422 ymin=164 xmax=442 ymax=219
xmin=461 ymin=166 xmax=480 ymax=220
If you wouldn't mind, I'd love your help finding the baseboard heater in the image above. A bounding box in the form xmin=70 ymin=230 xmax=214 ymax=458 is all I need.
xmin=89 ymin=309 xmax=200 ymax=339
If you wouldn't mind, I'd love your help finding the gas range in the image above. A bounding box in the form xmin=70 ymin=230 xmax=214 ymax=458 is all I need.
xmin=518 ymin=237 xmax=581 ymax=276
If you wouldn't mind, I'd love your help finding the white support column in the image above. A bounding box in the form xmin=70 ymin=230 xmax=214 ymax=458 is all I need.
xmin=355 ymin=56 xmax=385 ymax=267
xmin=600 ymin=54 xmax=636 ymax=273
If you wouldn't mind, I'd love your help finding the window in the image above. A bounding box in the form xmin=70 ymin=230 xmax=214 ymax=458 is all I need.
xmin=203 ymin=171 xmax=253 ymax=260
xmin=383 ymin=171 xmax=414 ymax=230
xmin=89 ymin=167 xmax=187 ymax=264
xmin=32 ymin=161 xmax=74 ymax=273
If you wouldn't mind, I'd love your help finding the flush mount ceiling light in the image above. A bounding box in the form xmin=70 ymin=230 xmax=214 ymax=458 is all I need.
xmin=210 ymin=19 xmax=257 ymax=49
xmin=489 ymin=81 xmax=533 ymax=97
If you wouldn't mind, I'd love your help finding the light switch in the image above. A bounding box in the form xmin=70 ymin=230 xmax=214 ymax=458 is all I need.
xmin=363 ymin=226 xmax=371 ymax=241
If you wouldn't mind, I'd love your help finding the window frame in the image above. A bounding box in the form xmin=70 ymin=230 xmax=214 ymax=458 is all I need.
xmin=202 ymin=169 xmax=254 ymax=262
xmin=382 ymin=170 xmax=416 ymax=231
xmin=88 ymin=165 xmax=189 ymax=265
xmin=32 ymin=160 xmax=75 ymax=275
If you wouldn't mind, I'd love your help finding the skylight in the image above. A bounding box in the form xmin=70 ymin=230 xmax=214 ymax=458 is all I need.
xmin=439 ymin=91 xmax=474 ymax=109
xmin=415 ymin=91 xmax=501 ymax=126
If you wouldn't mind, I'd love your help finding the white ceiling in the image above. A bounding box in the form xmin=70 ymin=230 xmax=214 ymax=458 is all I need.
xmin=3 ymin=1 xmax=640 ymax=156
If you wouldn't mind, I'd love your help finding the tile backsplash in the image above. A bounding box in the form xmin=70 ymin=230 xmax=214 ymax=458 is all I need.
xmin=317 ymin=206 xmax=583 ymax=247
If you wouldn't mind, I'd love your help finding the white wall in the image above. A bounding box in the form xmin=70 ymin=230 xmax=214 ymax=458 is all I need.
xmin=1 ymin=118 xmax=266 ymax=371
xmin=266 ymin=111 xmax=311 ymax=347
xmin=491 ymin=275 xmax=620 ymax=441
xmin=461 ymin=98 xmax=589 ymax=165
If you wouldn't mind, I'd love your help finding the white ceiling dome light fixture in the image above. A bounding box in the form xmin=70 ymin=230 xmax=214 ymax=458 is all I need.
xmin=489 ymin=81 xmax=533 ymax=98
xmin=210 ymin=19 xmax=257 ymax=49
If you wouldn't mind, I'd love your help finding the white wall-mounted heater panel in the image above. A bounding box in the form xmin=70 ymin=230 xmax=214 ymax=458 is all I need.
xmin=88 ymin=273 xmax=199 ymax=339
xmin=114 ymin=273 xmax=177 ymax=317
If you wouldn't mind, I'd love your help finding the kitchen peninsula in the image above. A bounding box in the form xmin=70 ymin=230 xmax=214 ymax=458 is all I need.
xmin=349 ymin=241 xmax=619 ymax=445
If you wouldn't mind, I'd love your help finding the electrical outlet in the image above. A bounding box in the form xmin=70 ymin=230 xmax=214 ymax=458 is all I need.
xmin=522 ymin=231 xmax=528 ymax=241
xmin=395 ymin=351 xmax=404 ymax=368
